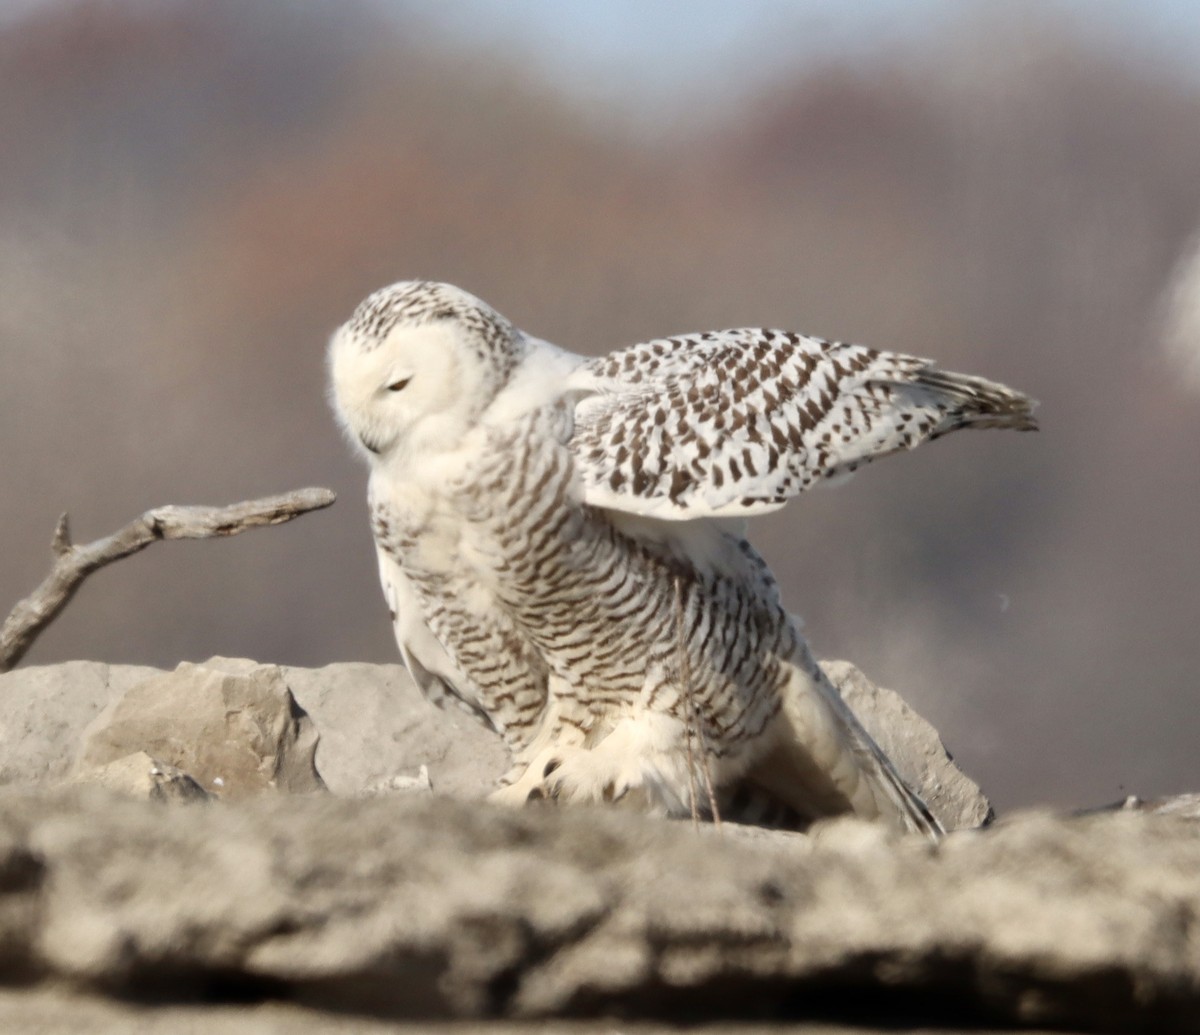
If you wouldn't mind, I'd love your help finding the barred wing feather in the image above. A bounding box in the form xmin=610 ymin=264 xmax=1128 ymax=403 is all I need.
xmin=568 ymin=329 xmax=1036 ymax=520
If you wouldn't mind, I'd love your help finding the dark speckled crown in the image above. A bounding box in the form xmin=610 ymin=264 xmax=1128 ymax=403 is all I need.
xmin=346 ymin=280 xmax=527 ymax=387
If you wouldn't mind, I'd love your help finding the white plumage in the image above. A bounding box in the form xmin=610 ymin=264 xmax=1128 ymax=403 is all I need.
xmin=329 ymin=281 xmax=1036 ymax=838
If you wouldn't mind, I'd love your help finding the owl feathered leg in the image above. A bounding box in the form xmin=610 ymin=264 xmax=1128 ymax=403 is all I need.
xmin=488 ymin=645 xmax=942 ymax=838
xmin=489 ymin=677 xmax=590 ymax=807
xmin=497 ymin=711 xmax=703 ymax=816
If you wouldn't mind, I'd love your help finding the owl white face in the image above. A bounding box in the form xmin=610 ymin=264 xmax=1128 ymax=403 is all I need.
xmin=328 ymin=315 xmax=488 ymax=462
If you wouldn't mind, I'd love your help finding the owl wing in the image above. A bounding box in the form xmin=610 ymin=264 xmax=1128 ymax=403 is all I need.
xmin=565 ymin=329 xmax=1036 ymax=519
xmin=376 ymin=548 xmax=498 ymax=732
xmin=376 ymin=544 xmax=553 ymax=750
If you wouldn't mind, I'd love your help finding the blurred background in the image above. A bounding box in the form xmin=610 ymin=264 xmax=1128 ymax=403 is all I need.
xmin=2 ymin=0 xmax=1199 ymax=812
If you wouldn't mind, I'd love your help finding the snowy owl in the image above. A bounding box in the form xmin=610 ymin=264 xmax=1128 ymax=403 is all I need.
xmin=329 ymin=281 xmax=1036 ymax=838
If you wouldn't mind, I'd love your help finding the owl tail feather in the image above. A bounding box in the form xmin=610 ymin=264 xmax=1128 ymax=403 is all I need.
xmin=736 ymin=656 xmax=944 ymax=842
xmin=912 ymin=366 xmax=1039 ymax=435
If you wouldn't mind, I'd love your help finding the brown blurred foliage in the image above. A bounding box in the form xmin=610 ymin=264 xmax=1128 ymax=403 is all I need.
xmin=2 ymin=1 xmax=1199 ymax=811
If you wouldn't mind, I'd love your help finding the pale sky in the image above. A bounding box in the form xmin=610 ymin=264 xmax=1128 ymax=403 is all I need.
xmin=387 ymin=0 xmax=1200 ymax=94
xmin=3 ymin=0 xmax=1198 ymax=122
xmin=5 ymin=1 xmax=1200 ymax=92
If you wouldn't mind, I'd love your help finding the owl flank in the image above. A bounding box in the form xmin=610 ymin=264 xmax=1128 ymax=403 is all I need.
xmin=328 ymin=281 xmax=1037 ymax=841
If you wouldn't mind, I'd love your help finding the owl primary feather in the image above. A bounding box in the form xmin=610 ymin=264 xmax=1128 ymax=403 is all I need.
xmin=328 ymin=281 xmax=1036 ymax=839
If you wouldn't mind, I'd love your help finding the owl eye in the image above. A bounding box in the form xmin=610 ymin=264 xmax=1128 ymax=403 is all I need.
xmin=387 ymin=377 xmax=412 ymax=392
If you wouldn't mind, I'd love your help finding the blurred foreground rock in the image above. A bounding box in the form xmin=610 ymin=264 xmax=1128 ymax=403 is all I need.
xmin=0 ymin=788 xmax=1194 ymax=1032
xmin=0 ymin=656 xmax=1124 ymax=1032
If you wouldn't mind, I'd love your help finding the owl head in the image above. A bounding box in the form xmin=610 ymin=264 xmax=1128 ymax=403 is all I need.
xmin=328 ymin=280 xmax=527 ymax=461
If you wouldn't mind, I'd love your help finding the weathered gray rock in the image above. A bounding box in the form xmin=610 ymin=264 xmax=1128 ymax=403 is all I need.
xmin=75 ymin=659 xmax=325 ymax=798
xmin=69 ymin=751 xmax=213 ymax=803
xmin=0 ymin=787 xmax=1195 ymax=1031
xmin=0 ymin=661 xmax=159 ymax=786
xmin=824 ymin=659 xmax=993 ymax=830
xmin=0 ymin=658 xmax=508 ymax=800
xmin=2 ymin=659 xmax=982 ymax=823
xmin=280 ymin=662 xmax=509 ymax=798
xmin=1087 ymin=791 xmax=1200 ymax=821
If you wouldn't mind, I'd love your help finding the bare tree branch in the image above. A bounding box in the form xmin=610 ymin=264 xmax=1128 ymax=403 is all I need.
xmin=0 ymin=488 xmax=336 ymax=673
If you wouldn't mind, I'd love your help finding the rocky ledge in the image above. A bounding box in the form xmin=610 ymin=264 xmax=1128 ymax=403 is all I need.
xmin=0 ymin=657 xmax=1194 ymax=1033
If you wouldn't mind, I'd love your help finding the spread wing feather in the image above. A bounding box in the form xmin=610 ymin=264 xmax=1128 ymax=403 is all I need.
xmin=566 ymin=329 xmax=1036 ymax=519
